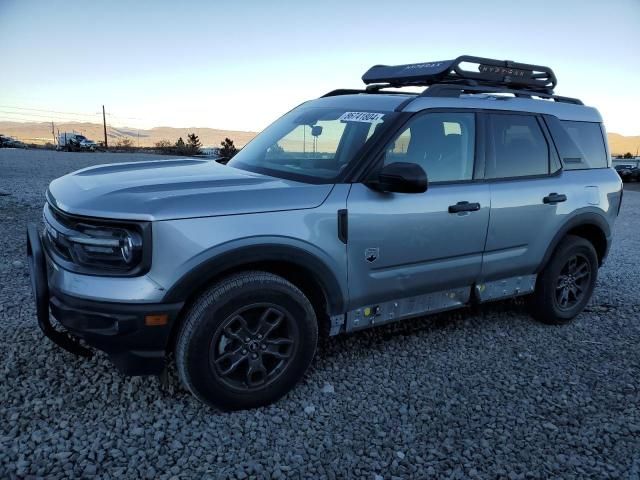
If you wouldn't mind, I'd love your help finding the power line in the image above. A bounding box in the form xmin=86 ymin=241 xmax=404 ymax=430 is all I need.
xmin=0 ymin=113 xmax=141 ymax=130
xmin=0 ymin=110 xmax=99 ymax=121
xmin=0 ymin=112 xmax=70 ymax=122
xmin=0 ymin=105 xmax=144 ymax=122
xmin=0 ymin=116 xmax=100 ymax=127
xmin=105 ymin=113 xmax=145 ymax=121
xmin=0 ymin=105 xmax=152 ymax=129
xmin=0 ymin=105 xmax=102 ymax=117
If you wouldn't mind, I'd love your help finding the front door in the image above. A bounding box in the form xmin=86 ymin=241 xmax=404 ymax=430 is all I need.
xmin=346 ymin=111 xmax=490 ymax=310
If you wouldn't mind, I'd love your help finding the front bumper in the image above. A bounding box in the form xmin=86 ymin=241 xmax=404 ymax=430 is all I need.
xmin=27 ymin=224 xmax=183 ymax=375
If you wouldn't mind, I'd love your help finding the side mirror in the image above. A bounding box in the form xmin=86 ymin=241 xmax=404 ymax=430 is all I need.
xmin=369 ymin=162 xmax=428 ymax=194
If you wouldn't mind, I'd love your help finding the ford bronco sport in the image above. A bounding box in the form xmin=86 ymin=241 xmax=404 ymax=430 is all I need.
xmin=27 ymin=56 xmax=623 ymax=410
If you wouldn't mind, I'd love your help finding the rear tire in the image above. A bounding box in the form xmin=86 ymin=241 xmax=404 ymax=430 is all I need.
xmin=530 ymin=235 xmax=598 ymax=324
xmin=176 ymin=271 xmax=318 ymax=410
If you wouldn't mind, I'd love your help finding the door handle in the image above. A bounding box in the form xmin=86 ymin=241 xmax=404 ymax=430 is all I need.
xmin=543 ymin=193 xmax=567 ymax=204
xmin=448 ymin=201 xmax=481 ymax=213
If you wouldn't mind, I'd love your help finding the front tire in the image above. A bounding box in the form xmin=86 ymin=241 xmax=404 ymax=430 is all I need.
xmin=530 ymin=235 xmax=598 ymax=324
xmin=176 ymin=271 xmax=318 ymax=410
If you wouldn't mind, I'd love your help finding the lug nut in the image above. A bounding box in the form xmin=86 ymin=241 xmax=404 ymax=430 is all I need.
xmin=257 ymin=334 xmax=263 ymax=339
xmin=252 ymin=353 xmax=258 ymax=359
xmin=241 ymin=349 xmax=247 ymax=355
xmin=261 ymin=344 xmax=266 ymax=350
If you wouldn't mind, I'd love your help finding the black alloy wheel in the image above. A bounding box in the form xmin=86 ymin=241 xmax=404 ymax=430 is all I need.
xmin=210 ymin=303 xmax=297 ymax=391
xmin=555 ymin=254 xmax=591 ymax=311
xmin=530 ymin=235 xmax=598 ymax=324
xmin=176 ymin=271 xmax=318 ymax=410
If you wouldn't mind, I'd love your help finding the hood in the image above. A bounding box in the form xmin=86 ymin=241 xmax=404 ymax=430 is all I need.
xmin=47 ymin=158 xmax=334 ymax=221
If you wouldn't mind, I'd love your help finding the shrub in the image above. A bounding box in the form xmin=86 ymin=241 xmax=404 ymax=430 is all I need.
xmin=219 ymin=137 xmax=238 ymax=159
xmin=186 ymin=133 xmax=202 ymax=155
xmin=116 ymin=137 xmax=135 ymax=151
xmin=155 ymin=139 xmax=173 ymax=154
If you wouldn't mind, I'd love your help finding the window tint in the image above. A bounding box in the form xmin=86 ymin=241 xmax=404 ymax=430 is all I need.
xmin=265 ymin=121 xmax=347 ymax=160
xmin=228 ymin=107 xmax=394 ymax=182
xmin=560 ymin=121 xmax=607 ymax=169
xmin=383 ymin=112 xmax=475 ymax=182
xmin=487 ymin=114 xmax=549 ymax=178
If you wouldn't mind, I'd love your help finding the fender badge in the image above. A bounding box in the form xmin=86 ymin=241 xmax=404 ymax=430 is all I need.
xmin=365 ymin=248 xmax=379 ymax=263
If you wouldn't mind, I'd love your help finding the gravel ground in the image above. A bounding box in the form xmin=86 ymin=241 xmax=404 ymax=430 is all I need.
xmin=1 ymin=148 xmax=639 ymax=479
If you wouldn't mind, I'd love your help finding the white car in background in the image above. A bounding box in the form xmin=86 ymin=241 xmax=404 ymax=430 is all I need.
xmin=57 ymin=132 xmax=97 ymax=152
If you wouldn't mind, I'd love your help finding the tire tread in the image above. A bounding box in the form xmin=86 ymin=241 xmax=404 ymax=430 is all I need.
xmin=175 ymin=271 xmax=317 ymax=409
xmin=531 ymin=235 xmax=598 ymax=325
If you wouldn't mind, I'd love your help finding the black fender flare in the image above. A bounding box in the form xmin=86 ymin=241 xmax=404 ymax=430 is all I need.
xmin=536 ymin=211 xmax=611 ymax=272
xmin=162 ymin=243 xmax=346 ymax=315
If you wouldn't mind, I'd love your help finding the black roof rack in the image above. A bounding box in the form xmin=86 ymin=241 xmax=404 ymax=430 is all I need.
xmin=320 ymin=56 xmax=583 ymax=105
xmin=362 ymin=55 xmax=557 ymax=94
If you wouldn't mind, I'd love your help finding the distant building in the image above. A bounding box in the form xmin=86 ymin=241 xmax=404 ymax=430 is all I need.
xmin=199 ymin=147 xmax=221 ymax=156
xmin=612 ymin=157 xmax=640 ymax=168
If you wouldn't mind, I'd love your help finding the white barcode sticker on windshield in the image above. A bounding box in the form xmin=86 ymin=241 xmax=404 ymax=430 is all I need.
xmin=338 ymin=112 xmax=385 ymax=123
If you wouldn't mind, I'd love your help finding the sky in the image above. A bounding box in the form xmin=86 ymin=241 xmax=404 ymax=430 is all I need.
xmin=1 ymin=0 xmax=639 ymax=135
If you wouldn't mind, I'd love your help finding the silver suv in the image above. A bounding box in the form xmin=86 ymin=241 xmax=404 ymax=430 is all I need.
xmin=27 ymin=56 xmax=623 ymax=410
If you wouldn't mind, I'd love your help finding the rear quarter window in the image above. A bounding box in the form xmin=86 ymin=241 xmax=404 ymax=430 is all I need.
xmin=546 ymin=118 xmax=608 ymax=170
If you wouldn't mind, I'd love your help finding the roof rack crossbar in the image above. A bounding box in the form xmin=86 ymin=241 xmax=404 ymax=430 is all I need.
xmin=321 ymin=89 xmax=419 ymax=98
xmin=361 ymin=55 xmax=558 ymax=94
xmin=421 ymin=83 xmax=583 ymax=105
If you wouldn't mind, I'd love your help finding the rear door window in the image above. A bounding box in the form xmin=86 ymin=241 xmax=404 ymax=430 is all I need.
xmin=486 ymin=114 xmax=550 ymax=178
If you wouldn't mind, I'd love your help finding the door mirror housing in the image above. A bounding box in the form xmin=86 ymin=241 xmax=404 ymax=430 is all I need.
xmin=369 ymin=162 xmax=428 ymax=194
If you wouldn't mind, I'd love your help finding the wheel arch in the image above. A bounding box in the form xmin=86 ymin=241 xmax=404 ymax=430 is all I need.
xmin=537 ymin=211 xmax=611 ymax=272
xmin=163 ymin=243 xmax=346 ymax=348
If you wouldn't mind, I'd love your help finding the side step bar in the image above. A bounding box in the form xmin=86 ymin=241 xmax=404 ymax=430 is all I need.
xmin=331 ymin=274 xmax=537 ymax=335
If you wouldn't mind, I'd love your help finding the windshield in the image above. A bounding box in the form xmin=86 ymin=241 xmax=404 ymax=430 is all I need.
xmin=227 ymin=106 xmax=396 ymax=183
xmin=76 ymin=135 xmax=87 ymax=141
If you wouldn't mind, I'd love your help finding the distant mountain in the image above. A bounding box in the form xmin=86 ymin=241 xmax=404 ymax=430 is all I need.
xmin=1 ymin=120 xmax=638 ymax=157
xmin=0 ymin=121 xmax=257 ymax=148
xmin=608 ymin=133 xmax=640 ymax=157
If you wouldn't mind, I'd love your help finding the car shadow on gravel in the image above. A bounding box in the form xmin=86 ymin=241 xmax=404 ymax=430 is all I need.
xmin=31 ymin=295 xmax=601 ymax=398
xmin=25 ymin=297 xmax=535 ymax=411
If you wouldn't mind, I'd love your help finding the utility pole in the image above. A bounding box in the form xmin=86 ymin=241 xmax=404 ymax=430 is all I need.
xmin=102 ymin=105 xmax=108 ymax=149
xmin=51 ymin=121 xmax=55 ymax=145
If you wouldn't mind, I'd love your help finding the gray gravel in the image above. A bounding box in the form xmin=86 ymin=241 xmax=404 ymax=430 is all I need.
xmin=1 ymin=148 xmax=639 ymax=479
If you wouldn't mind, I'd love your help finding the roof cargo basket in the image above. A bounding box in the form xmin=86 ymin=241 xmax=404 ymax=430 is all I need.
xmin=362 ymin=55 xmax=557 ymax=94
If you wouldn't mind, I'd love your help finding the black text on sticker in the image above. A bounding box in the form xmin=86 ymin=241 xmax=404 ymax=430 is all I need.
xmin=338 ymin=112 xmax=385 ymax=123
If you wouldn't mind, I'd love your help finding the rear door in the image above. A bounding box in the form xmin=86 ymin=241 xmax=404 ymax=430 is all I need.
xmin=346 ymin=111 xmax=490 ymax=310
xmin=482 ymin=112 xmax=567 ymax=280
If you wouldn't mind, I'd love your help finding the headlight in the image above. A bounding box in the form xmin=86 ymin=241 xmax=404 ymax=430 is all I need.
xmin=42 ymin=203 xmax=150 ymax=276
xmin=68 ymin=224 xmax=143 ymax=270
